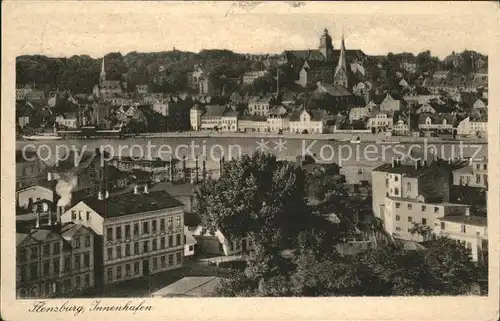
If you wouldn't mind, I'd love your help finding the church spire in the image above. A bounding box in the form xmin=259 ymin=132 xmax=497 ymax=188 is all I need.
xmin=333 ymin=31 xmax=349 ymax=88
xmin=100 ymin=57 xmax=106 ymax=83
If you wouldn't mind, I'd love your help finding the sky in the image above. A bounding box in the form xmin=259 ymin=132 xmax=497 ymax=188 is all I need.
xmin=3 ymin=1 xmax=497 ymax=59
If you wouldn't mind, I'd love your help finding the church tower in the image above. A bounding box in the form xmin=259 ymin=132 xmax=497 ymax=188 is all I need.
xmin=100 ymin=57 xmax=106 ymax=83
xmin=333 ymin=32 xmax=349 ymax=88
xmin=319 ymin=28 xmax=334 ymax=61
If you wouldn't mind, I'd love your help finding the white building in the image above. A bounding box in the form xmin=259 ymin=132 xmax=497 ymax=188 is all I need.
xmin=456 ymin=116 xmax=488 ymax=137
xmin=190 ymin=105 xmax=203 ymax=131
xmin=288 ymin=108 xmax=327 ymax=134
xmin=192 ymin=226 xmax=254 ymax=256
xmin=152 ymin=101 xmax=169 ymax=116
xmin=248 ymin=97 xmax=272 ymax=116
xmin=16 ymin=185 xmax=54 ymax=210
xmin=55 ymin=113 xmax=78 ymax=129
xmin=366 ymin=112 xmax=393 ymax=132
xmin=267 ymin=106 xmax=289 ymax=133
xmin=392 ymin=119 xmax=409 ymax=135
xmin=434 ymin=214 xmax=487 ymax=262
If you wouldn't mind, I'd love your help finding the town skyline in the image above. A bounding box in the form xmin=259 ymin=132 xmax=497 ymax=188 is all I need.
xmin=5 ymin=1 xmax=494 ymax=59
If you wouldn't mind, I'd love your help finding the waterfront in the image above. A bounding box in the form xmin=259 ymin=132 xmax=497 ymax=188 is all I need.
xmin=16 ymin=136 xmax=488 ymax=168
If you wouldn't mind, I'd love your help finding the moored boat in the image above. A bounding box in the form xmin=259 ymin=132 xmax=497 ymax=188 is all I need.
xmin=22 ymin=133 xmax=62 ymax=141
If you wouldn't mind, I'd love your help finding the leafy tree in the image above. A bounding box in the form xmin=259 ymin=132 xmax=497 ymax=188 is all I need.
xmin=194 ymin=153 xmax=310 ymax=249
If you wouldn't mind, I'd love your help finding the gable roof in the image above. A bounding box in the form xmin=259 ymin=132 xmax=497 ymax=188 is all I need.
xmin=315 ymin=82 xmax=352 ymax=97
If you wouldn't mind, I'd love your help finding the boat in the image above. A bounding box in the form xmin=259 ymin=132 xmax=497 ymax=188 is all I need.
xmin=376 ymin=140 xmax=400 ymax=145
xmin=22 ymin=133 xmax=62 ymax=141
xmin=350 ymin=136 xmax=361 ymax=144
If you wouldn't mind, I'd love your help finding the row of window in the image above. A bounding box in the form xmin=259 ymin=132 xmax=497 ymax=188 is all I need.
xmin=106 ymin=234 xmax=183 ymax=260
xmin=106 ymin=217 xmax=182 ymax=241
xmin=19 ymin=238 xmax=89 ymax=262
xmin=459 ymin=174 xmax=487 ymax=185
xmin=395 ymin=203 xmax=440 ymax=213
xmin=106 ymin=252 xmax=182 ymax=281
xmin=18 ymin=274 xmax=91 ymax=298
xmin=396 ymin=215 xmax=427 ymax=226
xmin=19 ymin=253 xmax=91 ymax=282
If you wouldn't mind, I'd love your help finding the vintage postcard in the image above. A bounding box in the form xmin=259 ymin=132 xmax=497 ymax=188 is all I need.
xmin=1 ymin=1 xmax=499 ymax=320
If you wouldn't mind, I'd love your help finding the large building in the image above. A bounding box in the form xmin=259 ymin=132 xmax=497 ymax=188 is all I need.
xmin=452 ymin=158 xmax=488 ymax=188
xmin=16 ymin=202 xmax=96 ymax=298
xmin=92 ymin=57 xmax=123 ymax=99
xmin=16 ymin=150 xmax=48 ymax=190
xmin=61 ymin=187 xmax=185 ymax=285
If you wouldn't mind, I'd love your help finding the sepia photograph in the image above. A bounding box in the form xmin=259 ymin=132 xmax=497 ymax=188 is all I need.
xmin=2 ymin=1 xmax=499 ymax=320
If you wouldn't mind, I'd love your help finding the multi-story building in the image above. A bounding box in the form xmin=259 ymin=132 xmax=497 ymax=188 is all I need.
xmin=267 ymin=106 xmax=289 ymax=133
xmin=61 ymin=187 xmax=185 ymax=285
xmin=379 ymin=93 xmax=402 ymax=113
xmin=456 ymin=116 xmax=488 ymax=137
xmin=16 ymin=209 xmax=95 ymax=298
xmin=418 ymin=113 xmax=456 ymax=132
xmin=16 ymin=150 xmax=48 ymax=190
xmin=192 ymin=226 xmax=254 ymax=256
xmin=248 ymin=97 xmax=272 ymax=116
xmin=392 ymin=119 xmax=410 ymax=135
xmin=288 ymin=108 xmax=327 ymax=134
xmin=111 ymin=156 xmax=176 ymax=183
xmin=372 ymin=158 xmax=474 ymax=241
xmin=434 ymin=213 xmax=487 ymax=262
xmin=366 ymin=112 xmax=393 ymax=132
xmin=452 ymin=158 xmax=488 ymax=188
xmin=238 ymin=115 xmax=268 ymax=133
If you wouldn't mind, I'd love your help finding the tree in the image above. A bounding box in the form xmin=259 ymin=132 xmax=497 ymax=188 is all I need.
xmin=193 ymin=153 xmax=310 ymax=250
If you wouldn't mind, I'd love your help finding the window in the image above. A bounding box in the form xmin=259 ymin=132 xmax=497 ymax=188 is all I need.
xmin=134 ymin=242 xmax=139 ymax=254
xmin=175 ymin=216 xmax=181 ymax=228
xmin=168 ymin=254 xmax=174 ymax=265
xmin=160 ymin=219 xmax=165 ymax=231
xmin=125 ymin=225 xmax=131 ymax=238
xmin=484 ymin=164 xmax=487 ymax=171
xmin=407 ymin=182 xmax=411 ymax=192
xmin=116 ymin=226 xmax=122 ymax=240
xmin=64 ymin=257 xmax=71 ymax=271
xmin=476 ymin=164 xmax=480 ymax=170
xmin=116 ymin=266 xmax=122 ymax=279
xmin=75 ymin=237 xmax=80 ymax=249
xmin=19 ymin=248 xmax=26 ymax=262
xmin=396 ymin=215 xmax=400 ymax=221
xmin=71 ymin=211 xmax=77 ymax=220
xmin=176 ymin=234 xmax=181 ymax=246
xmin=168 ymin=235 xmax=173 ymax=247
xmin=83 ymin=253 xmax=89 ymax=268
xmin=422 ymin=205 xmax=426 ymax=212
xmin=422 ymin=218 xmax=427 ymax=225
xmin=84 ymin=274 xmax=89 ymax=287
xmin=476 ymin=174 xmax=481 ymax=184
xmin=407 ymin=204 xmax=412 ymax=210
xmin=53 ymin=259 xmax=60 ymax=274
xmin=30 ymin=247 xmax=38 ymax=259
xmin=75 ymin=276 xmax=81 ymax=288
xmin=84 ymin=235 xmax=91 ymax=247
xmin=167 ymin=217 xmax=173 ymax=228
xmin=394 ymin=188 xmax=399 ymax=195
xmin=434 ymin=207 xmax=439 ymax=213
xmin=86 ymin=211 xmax=91 ymax=221
xmin=153 ymin=258 xmax=158 ymax=270
xmin=125 ymin=264 xmax=131 ymax=276
xmin=106 ymin=228 xmax=113 ymax=241
xmin=484 ymin=175 xmax=488 ymax=185
xmin=43 ymin=244 xmax=50 ymax=256
xmin=394 ymin=176 xmax=399 ymax=182
xmin=125 ymin=244 xmax=130 ymax=257
xmin=43 ymin=261 xmax=50 ymax=276
xmin=385 ymin=178 xmax=389 ymax=188
xmin=440 ymin=222 xmax=445 ymax=230
xmin=408 ymin=216 xmax=413 ymax=223
xmin=160 ymin=237 xmax=165 ymax=249
xmin=106 ymin=268 xmax=113 ymax=281
xmin=116 ymin=246 xmax=122 ymax=258
xmin=143 ymin=222 xmax=149 ymax=234
xmin=176 ymin=252 xmax=182 ymax=264
xmin=107 ymin=248 xmax=113 ymax=260
xmin=152 ymin=239 xmax=158 ymax=251
xmin=143 ymin=241 xmax=149 ymax=253
xmin=152 ymin=220 xmax=157 ymax=233
xmin=161 ymin=255 xmax=166 ymax=267
xmin=133 ymin=223 xmax=139 ymax=236
xmin=461 ymin=224 xmax=466 ymax=233
xmin=395 ymin=202 xmax=401 ymax=209
xmin=134 ymin=262 xmax=139 ymax=274
xmin=74 ymin=255 xmax=81 ymax=269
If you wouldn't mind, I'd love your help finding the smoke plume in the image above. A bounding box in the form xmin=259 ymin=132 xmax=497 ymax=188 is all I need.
xmin=56 ymin=173 xmax=77 ymax=207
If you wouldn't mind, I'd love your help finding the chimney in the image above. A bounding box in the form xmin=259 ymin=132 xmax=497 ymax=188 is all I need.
xmin=465 ymin=207 xmax=470 ymax=216
xmin=98 ymin=190 xmax=103 ymax=200
xmin=105 ymin=190 xmax=109 ymax=199
xmin=144 ymin=184 xmax=149 ymax=194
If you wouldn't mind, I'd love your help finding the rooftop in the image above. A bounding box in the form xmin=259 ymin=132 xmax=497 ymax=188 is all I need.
xmin=83 ymin=190 xmax=184 ymax=219
xmin=439 ymin=215 xmax=486 ymax=227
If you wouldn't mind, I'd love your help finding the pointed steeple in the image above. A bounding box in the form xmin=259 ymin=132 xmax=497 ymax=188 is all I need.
xmin=333 ymin=31 xmax=349 ymax=88
xmin=100 ymin=57 xmax=106 ymax=83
